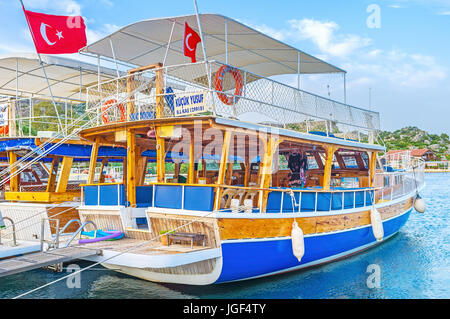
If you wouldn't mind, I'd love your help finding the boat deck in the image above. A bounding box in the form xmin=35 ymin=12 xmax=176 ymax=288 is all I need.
xmin=75 ymin=238 xmax=212 ymax=256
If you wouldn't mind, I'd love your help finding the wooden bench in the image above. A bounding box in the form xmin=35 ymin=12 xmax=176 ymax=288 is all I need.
xmin=167 ymin=232 xmax=206 ymax=249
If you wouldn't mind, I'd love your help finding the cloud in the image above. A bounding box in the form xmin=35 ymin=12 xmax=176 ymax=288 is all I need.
xmin=249 ymin=18 xmax=372 ymax=58
xmin=345 ymin=50 xmax=447 ymax=88
xmin=24 ymin=0 xmax=82 ymax=15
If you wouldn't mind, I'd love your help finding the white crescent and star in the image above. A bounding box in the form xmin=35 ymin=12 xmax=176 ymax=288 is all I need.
xmin=40 ymin=22 xmax=63 ymax=46
xmin=185 ymin=33 xmax=194 ymax=52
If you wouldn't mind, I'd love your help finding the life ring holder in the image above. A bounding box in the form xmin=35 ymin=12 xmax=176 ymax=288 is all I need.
xmin=101 ymin=99 xmax=126 ymax=124
xmin=214 ymin=65 xmax=243 ymax=105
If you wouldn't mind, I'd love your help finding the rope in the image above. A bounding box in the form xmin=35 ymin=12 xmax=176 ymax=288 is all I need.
xmin=12 ymin=208 xmax=218 ymax=299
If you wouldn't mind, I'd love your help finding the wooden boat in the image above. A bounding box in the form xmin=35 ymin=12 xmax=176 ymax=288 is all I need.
xmin=70 ymin=14 xmax=425 ymax=284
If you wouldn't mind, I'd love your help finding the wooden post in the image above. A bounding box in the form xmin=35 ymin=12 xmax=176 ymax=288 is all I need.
xmin=188 ymin=134 xmax=195 ymax=184
xmin=214 ymin=131 xmax=232 ymax=210
xmin=98 ymin=158 xmax=108 ymax=184
xmin=174 ymin=162 xmax=180 ymax=182
xmin=127 ymin=63 xmax=163 ymax=120
xmin=87 ymin=138 xmax=100 ymax=185
xmin=46 ymin=157 xmax=60 ymax=193
xmin=155 ymin=65 xmax=164 ymax=119
xmin=244 ymin=156 xmax=251 ymax=187
xmin=258 ymin=136 xmax=281 ymax=213
xmin=369 ymin=151 xmax=377 ymax=187
xmin=127 ymin=129 xmax=137 ymax=207
xmin=201 ymin=159 xmax=207 ymax=178
xmin=323 ymin=145 xmax=338 ymax=191
xmin=156 ymin=132 xmax=165 ymax=183
xmin=8 ymin=101 xmax=16 ymax=137
xmin=225 ymin=162 xmax=234 ymax=185
xmin=8 ymin=151 xmax=18 ymax=192
xmin=55 ymin=156 xmax=73 ymax=192
xmin=136 ymin=156 xmax=148 ymax=186
xmin=126 ymin=74 xmax=135 ymax=120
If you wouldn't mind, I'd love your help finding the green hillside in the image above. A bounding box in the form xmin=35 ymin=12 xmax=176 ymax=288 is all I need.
xmin=379 ymin=127 xmax=450 ymax=160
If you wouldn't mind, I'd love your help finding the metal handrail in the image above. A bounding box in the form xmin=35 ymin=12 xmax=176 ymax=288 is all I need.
xmin=40 ymin=218 xmax=60 ymax=251
xmin=57 ymin=219 xmax=82 ymax=236
xmin=63 ymin=221 xmax=98 ymax=248
xmin=0 ymin=217 xmax=17 ymax=246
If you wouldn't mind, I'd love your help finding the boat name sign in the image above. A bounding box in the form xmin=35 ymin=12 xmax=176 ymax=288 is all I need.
xmin=174 ymin=92 xmax=206 ymax=117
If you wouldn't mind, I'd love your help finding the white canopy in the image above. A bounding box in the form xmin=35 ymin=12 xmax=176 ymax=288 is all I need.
xmin=81 ymin=14 xmax=345 ymax=77
xmin=0 ymin=53 xmax=120 ymax=101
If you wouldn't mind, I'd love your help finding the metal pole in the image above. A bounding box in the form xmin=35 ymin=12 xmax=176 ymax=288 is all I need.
xmin=19 ymin=0 xmax=64 ymax=134
xmin=297 ymin=52 xmax=301 ymax=90
xmin=193 ymin=0 xmax=208 ymax=63
xmin=109 ymin=37 xmax=121 ymax=78
xmin=163 ymin=20 xmax=176 ymax=66
xmin=344 ymin=73 xmax=347 ymax=105
xmin=225 ymin=17 xmax=228 ymax=65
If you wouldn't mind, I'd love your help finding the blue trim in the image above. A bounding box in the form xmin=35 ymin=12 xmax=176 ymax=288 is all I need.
xmin=216 ymin=209 xmax=411 ymax=283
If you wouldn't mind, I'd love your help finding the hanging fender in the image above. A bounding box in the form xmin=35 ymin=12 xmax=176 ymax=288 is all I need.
xmin=370 ymin=208 xmax=384 ymax=242
xmin=291 ymin=220 xmax=305 ymax=262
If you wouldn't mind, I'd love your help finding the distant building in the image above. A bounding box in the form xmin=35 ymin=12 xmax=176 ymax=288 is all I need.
xmin=386 ymin=149 xmax=436 ymax=161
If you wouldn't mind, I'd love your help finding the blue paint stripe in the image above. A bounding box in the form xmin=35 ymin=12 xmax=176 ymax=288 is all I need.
xmin=216 ymin=210 xmax=411 ymax=283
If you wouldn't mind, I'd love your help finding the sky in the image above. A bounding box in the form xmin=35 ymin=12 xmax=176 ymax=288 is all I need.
xmin=0 ymin=0 xmax=449 ymax=134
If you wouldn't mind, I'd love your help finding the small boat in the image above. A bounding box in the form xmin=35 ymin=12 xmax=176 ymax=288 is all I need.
xmin=58 ymin=14 xmax=426 ymax=284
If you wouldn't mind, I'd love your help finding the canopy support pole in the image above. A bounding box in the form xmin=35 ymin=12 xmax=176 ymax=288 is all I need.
xmin=225 ymin=17 xmax=228 ymax=65
xmin=109 ymin=37 xmax=121 ymax=78
xmin=344 ymin=73 xmax=347 ymax=105
xmin=297 ymin=52 xmax=301 ymax=90
xmin=163 ymin=20 xmax=176 ymax=66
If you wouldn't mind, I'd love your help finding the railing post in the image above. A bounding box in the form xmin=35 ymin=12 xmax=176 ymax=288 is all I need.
xmin=181 ymin=185 xmax=185 ymax=211
xmin=280 ymin=191 xmax=284 ymax=213
xmin=314 ymin=191 xmax=318 ymax=212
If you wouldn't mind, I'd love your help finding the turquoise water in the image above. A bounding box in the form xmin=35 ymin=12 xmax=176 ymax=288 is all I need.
xmin=0 ymin=173 xmax=448 ymax=299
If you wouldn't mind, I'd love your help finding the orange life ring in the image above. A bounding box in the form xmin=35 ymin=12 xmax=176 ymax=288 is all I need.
xmin=214 ymin=65 xmax=243 ymax=105
xmin=102 ymin=99 xmax=126 ymax=124
xmin=105 ymin=174 xmax=116 ymax=183
xmin=0 ymin=126 xmax=8 ymax=135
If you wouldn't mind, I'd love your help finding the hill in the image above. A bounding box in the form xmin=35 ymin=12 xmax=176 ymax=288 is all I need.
xmin=379 ymin=126 xmax=450 ymax=160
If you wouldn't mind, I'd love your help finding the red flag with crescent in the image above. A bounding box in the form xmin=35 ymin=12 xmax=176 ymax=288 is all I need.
xmin=23 ymin=9 xmax=87 ymax=54
xmin=183 ymin=22 xmax=201 ymax=63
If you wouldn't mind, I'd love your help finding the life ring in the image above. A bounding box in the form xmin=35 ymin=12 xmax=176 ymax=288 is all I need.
xmin=214 ymin=65 xmax=243 ymax=105
xmin=102 ymin=99 xmax=126 ymax=124
xmin=0 ymin=126 xmax=8 ymax=135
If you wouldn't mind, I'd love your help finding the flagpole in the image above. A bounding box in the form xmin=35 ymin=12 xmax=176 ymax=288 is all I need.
xmin=19 ymin=0 xmax=65 ymax=135
xmin=193 ymin=0 xmax=215 ymax=115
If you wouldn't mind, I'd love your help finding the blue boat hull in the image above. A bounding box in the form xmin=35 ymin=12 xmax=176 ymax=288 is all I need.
xmin=216 ymin=209 xmax=411 ymax=283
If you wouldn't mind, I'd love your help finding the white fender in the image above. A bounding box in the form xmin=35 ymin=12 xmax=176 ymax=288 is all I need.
xmin=414 ymin=196 xmax=426 ymax=214
xmin=370 ymin=208 xmax=384 ymax=242
xmin=291 ymin=221 xmax=305 ymax=262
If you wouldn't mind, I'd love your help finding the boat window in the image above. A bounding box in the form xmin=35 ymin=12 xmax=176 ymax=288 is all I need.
xmin=342 ymin=156 xmax=358 ymax=169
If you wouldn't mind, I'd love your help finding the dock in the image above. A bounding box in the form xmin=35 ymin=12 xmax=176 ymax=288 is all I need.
xmin=0 ymin=246 xmax=101 ymax=278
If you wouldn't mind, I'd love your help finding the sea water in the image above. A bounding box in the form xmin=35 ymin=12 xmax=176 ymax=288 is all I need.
xmin=0 ymin=173 xmax=448 ymax=299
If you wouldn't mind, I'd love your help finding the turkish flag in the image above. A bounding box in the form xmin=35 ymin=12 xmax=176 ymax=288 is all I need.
xmin=23 ymin=10 xmax=87 ymax=54
xmin=183 ymin=22 xmax=201 ymax=63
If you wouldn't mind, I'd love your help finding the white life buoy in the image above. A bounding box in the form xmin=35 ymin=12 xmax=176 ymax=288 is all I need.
xmin=414 ymin=195 xmax=426 ymax=214
xmin=291 ymin=221 xmax=305 ymax=262
xmin=370 ymin=208 xmax=384 ymax=242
